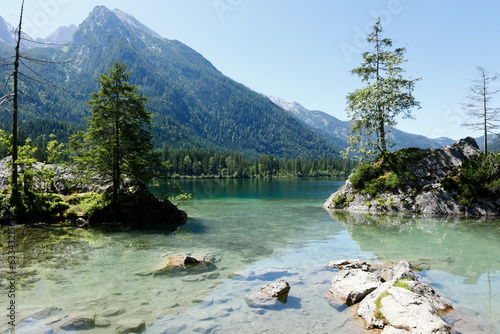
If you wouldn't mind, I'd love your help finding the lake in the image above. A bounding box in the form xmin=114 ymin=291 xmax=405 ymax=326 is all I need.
xmin=1 ymin=178 xmax=499 ymax=333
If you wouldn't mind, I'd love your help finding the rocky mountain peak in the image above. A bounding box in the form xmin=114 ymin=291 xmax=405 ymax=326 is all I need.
xmin=112 ymin=8 xmax=163 ymax=39
xmin=39 ymin=24 xmax=77 ymax=45
xmin=0 ymin=16 xmax=17 ymax=45
xmin=268 ymin=96 xmax=307 ymax=113
xmin=74 ymin=6 xmax=164 ymax=51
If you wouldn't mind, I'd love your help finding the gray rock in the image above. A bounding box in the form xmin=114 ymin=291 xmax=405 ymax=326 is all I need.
xmin=328 ymin=259 xmax=373 ymax=271
xmin=328 ymin=269 xmax=382 ymax=306
xmin=381 ymin=326 xmax=410 ymax=334
xmin=324 ymin=137 xmax=500 ymax=216
xmin=115 ymin=318 xmax=146 ymax=334
xmin=377 ymin=287 xmax=452 ymax=333
xmin=388 ymin=260 xmax=417 ymax=282
xmin=406 ymin=281 xmax=453 ymax=313
xmin=26 ymin=307 xmax=62 ymax=320
xmin=151 ymin=253 xmax=215 ymax=276
xmin=245 ymin=279 xmax=291 ymax=307
xmin=356 ymin=260 xmax=454 ymax=333
xmin=94 ymin=317 xmax=111 ymax=327
xmin=59 ymin=314 xmax=95 ymax=331
xmin=261 ymin=279 xmax=291 ymax=303
xmin=102 ymin=307 xmax=126 ymax=317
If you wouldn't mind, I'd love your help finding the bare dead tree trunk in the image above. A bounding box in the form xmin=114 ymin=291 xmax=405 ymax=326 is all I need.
xmin=10 ymin=0 xmax=24 ymax=210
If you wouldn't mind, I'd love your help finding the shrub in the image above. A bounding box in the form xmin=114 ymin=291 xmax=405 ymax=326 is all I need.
xmin=350 ymin=163 xmax=381 ymax=189
xmin=332 ymin=194 xmax=347 ymax=208
xmin=449 ymin=153 xmax=500 ymax=202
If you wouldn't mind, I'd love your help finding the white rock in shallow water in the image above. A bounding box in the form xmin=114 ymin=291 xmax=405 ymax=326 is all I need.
xmin=328 ymin=259 xmax=373 ymax=271
xmin=378 ymin=287 xmax=452 ymax=333
xmin=356 ymin=261 xmax=454 ymax=333
xmin=328 ymin=269 xmax=382 ymax=306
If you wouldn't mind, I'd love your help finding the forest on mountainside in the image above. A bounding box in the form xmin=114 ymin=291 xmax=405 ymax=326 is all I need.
xmin=163 ymin=149 xmax=358 ymax=178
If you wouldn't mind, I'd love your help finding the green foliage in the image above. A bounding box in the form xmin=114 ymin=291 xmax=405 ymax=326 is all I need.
xmin=163 ymin=149 xmax=357 ymax=178
xmin=73 ymin=62 xmax=162 ymax=202
xmin=0 ymin=129 xmax=9 ymax=157
xmin=374 ymin=291 xmax=390 ymax=322
xmin=349 ymin=148 xmax=428 ymax=196
xmin=350 ymin=164 xmax=381 ymax=189
xmin=393 ymin=278 xmax=412 ymax=291
xmin=0 ymin=14 xmax=340 ymax=160
xmin=65 ymin=192 xmax=108 ymax=218
xmin=46 ymin=134 xmax=66 ymax=164
xmin=332 ymin=194 xmax=348 ymax=208
xmin=442 ymin=153 xmax=500 ymax=202
xmin=345 ymin=19 xmax=420 ymax=161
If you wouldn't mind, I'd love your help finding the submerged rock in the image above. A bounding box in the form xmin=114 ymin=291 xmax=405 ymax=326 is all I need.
xmin=59 ymin=314 xmax=95 ymax=331
xmin=115 ymin=318 xmax=146 ymax=334
xmin=245 ymin=279 xmax=291 ymax=307
xmin=139 ymin=253 xmax=215 ymax=276
xmin=102 ymin=307 xmax=126 ymax=317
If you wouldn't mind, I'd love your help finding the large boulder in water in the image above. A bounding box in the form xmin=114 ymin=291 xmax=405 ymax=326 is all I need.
xmin=324 ymin=137 xmax=500 ymax=216
xmin=90 ymin=179 xmax=187 ymax=230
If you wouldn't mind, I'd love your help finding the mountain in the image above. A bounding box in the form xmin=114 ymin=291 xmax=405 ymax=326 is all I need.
xmin=0 ymin=16 xmax=16 ymax=45
xmin=269 ymin=96 xmax=455 ymax=150
xmin=268 ymin=96 xmax=350 ymax=149
xmin=476 ymin=134 xmax=500 ymax=153
xmin=0 ymin=16 xmax=37 ymax=48
xmin=38 ymin=24 xmax=78 ymax=45
xmin=0 ymin=6 xmax=338 ymax=159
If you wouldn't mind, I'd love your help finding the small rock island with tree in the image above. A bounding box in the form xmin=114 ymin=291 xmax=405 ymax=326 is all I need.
xmin=0 ymin=61 xmax=186 ymax=229
xmin=324 ymin=19 xmax=500 ymax=217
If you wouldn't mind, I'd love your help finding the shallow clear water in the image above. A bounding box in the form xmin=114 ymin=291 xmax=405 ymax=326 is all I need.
xmin=1 ymin=178 xmax=499 ymax=333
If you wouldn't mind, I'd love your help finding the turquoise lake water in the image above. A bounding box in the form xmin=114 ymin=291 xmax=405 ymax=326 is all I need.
xmin=1 ymin=178 xmax=499 ymax=333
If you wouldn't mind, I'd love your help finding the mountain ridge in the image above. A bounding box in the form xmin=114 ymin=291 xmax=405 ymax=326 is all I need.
xmin=1 ymin=6 xmax=491 ymax=159
xmin=0 ymin=6 xmax=339 ymax=159
xmin=268 ymin=96 xmax=456 ymax=150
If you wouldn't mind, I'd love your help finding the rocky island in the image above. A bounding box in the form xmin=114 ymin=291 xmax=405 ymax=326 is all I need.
xmin=324 ymin=137 xmax=500 ymax=216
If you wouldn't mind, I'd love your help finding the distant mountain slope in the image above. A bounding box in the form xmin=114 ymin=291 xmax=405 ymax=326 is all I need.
xmin=0 ymin=6 xmax=338 ymax=159
xmin=38 ymin=24 xmax=78 ymax=45
xmin=0 ymin=16 xmax=16 ymax=45
xmin=268 ymin=96 xmax=455 ymax=150
xmin=476 ymin=134 xmax=500 ymax=153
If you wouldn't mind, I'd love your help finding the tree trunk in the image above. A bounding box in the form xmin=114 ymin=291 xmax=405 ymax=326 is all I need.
xmin=112 ymin=115 xmax=120 ymax=203
xmin=10 ymin=2 xmax=23 ymax=210
xmin=378 ymin=114 xmax=387 ymax=153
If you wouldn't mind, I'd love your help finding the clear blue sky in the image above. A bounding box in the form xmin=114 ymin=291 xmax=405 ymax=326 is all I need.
xmin=3 ymin=0 xmax=500 ymax=140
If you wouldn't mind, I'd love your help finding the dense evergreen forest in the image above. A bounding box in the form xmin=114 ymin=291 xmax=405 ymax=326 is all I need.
xmin=163 ymin=149 xmax=358 ymax=178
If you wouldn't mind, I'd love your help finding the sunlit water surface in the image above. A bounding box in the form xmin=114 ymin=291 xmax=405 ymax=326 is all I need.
xmin=0 ymin=178 xmax=498 ymax=333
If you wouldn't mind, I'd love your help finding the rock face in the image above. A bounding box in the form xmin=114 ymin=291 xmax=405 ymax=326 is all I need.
xmin=324 ymin=137 xmax=500 ymax=216
xmin=328 ymin=260 xmax=454 ymax=333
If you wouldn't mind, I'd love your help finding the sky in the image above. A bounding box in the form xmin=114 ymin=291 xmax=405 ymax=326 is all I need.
xmin=2 ymin=0 xmax=500 ymax=140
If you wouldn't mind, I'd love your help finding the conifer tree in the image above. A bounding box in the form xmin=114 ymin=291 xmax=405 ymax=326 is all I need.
xmin=345 ymin=19 xmax=420 ymax=161
xmin=79 ymin=62 xmax=160 ymax=203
